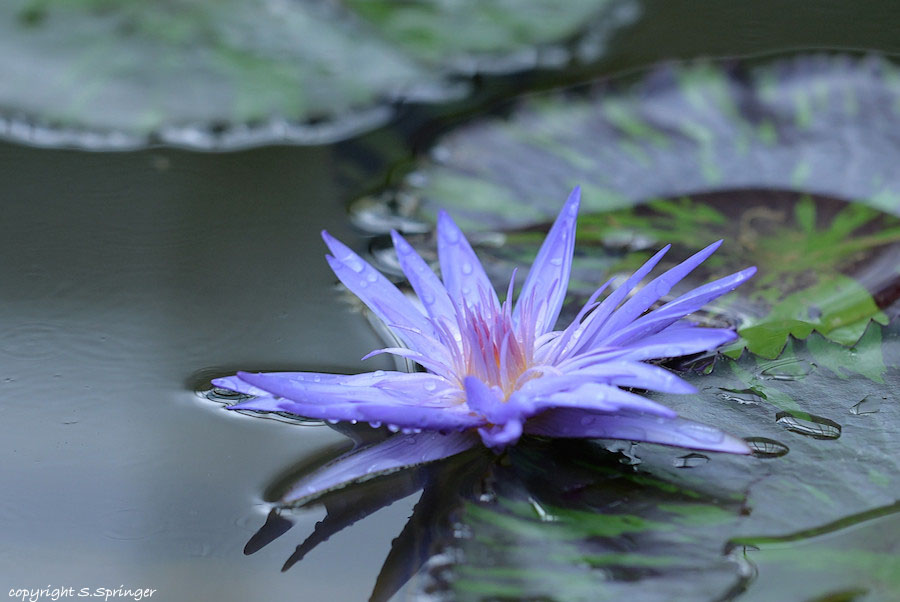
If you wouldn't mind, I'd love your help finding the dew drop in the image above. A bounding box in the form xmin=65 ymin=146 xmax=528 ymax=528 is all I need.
xmin=358 ymin=279 xmax=368 ymax=288
xmin=366 ymin=271 xmax=378 ymax=283
xmin=422 ymin=292 xmax=435 ymax=305
xmin=461 ymin=262 xmax=473 ymax=275
xmin=717 ymin=387 xmax=764 ymax=405
xmin=424 ymin=381 xmax=437 ymax=392
xmin=327 ymin=419 xmax=339 ymax=425
xmin=346 ymin=257 xmax=365 ymax=273
xmin=759 ymin=358 xmax=816 ymax=381
xmin=387 ymin=423 xmax=400 ymax=432
xmin=313 ymin=375 xmax=321 ymax=382
xmin=549 ymin=256 xmax=563 ymax=267
xmin=373 ymin=370 xmax=385 ymax=377
xmin=349 ymin=419 xmax=358 ymax=424
xmin=775 ymin=411 xmax=841 ymax=440
xmin=744 ymin=436 xmax=789 ymax=458
xmin=370 ymin=421 xmax=382 ymax=428
xmin=850 ymin=395 xmax=883 ymax=415
xmin=674 ymin=452 xmax=709 ymax=468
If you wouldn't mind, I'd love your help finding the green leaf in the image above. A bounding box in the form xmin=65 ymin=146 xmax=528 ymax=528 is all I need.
xmin=434 ymin=325 xmax=900 ymax=600
xmin=391 ymin=55 xmax=900 ymax=230
xmin=0 ymin=0 xmax=632 ymax=148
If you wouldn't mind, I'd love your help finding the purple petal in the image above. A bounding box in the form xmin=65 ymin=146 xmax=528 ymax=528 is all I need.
xmin=219 ymin=370 xmax=453 ymax=406
xmin=568 ymin=361 xmax=697 ymax=394
xmin=562 ymin=245 xmax=671 ymax=358
xmin=531 ymin=383 xmax=677 ymax=418
xmin=231 ymin=371 xmax=483 ymax=430
xmin=436 ymin=211 xmax=499 ymax=313
xmin=617 ymin=326 xmax=738 ymax=361
xmin=591 ymin=240 xmax=723 ymax=343
xmin=463 ymin=376 xmax=533 ymax=424
xmin=390 ymin=230 xmax=459 ymax=338
xmin=322 ymin=231 xmax=444 ymax=358
xmin=606 ymin=266 xmax=758 ymax=346
xmin=478 ymin=419 xmax=523 ymax=451
xmin=513 ymin=187 xmax=580 ymax=336
xmin=525 ymin=409 xmax=751 ymax=454
xmin=280 ymin=431 xmax=479 ymax=504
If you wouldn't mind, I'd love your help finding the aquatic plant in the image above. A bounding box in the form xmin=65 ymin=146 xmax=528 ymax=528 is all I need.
xmin=214 ymin=187 xmax=755 ymax=503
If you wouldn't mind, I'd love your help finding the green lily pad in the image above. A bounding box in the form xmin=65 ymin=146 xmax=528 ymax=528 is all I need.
xmin=386 ymin=54 xmax=900 ymax=230
xmin=0 ymin=0 xmax=629 ymax=148
xmin=431 ymin=324 xmax=900 ymax=600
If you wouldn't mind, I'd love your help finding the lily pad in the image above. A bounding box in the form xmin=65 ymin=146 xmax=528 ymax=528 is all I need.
xmin=385 ymin=54 xmax=900 ymax=230
xmin=0 ymin=0 xmax=631 ymax=148
xmin=428 ymin=324 xmax=900 ymax=600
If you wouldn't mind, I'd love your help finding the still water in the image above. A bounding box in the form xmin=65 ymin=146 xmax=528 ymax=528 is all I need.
xmin=0 ymin=142 xmax=413 ymax=599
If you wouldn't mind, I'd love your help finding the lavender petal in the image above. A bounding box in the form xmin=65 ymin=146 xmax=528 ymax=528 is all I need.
xmin=513 ymin=186 xmax=580 ymax=336
xmin=525 ymin=408 xmax=751 ymax=454
xmin=322 ymin=231 xmax=444 ymax=358
xmin=592 ymin=240 xmax=723 ymax=343
xmin=563 ymin=245 xmax=671 ymax=358
xmin=605 ymin=266 xmax=758 ymax=346
xmin=617 ymin=326 xmax=738 ymax=361
xmin=280 ymin=431 xmax=479 ymax=504
xmin=390 ymin=230 xmax=459 ymax=339
xmin=436 ymin=210 xmax=500 ymax=312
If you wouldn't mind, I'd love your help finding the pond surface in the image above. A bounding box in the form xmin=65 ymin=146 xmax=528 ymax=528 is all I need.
xmin=2 ymin=2 xmax=900 ymax=601
xmin=0 ymin=141 xmax=416 ymax=599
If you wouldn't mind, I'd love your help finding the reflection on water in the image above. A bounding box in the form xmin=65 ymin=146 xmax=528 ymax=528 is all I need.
xmin=0 ymin=141 xmax=404 ymax=599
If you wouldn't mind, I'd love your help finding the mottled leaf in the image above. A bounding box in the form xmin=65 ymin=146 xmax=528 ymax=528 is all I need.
xmin=0 ymin=0 xmax=632 ymax=148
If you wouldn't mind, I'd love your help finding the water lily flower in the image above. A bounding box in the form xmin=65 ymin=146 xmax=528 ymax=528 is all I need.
xmin=214 ymin=187 xmax=756 ymax=504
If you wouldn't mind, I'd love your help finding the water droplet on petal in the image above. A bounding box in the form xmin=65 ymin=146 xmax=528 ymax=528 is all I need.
xmin=775 ymin=411 xmax=841 ymax=440
xmin=424 ymin=381 xmax=437 ymax=392
xmin=366 ymin=271 xmax=378 ymax=283
xmin=370 ymin=421 xmax=382 ymax=428
xmin=387 ymin=423 xmax=400 ymax=432
xmin=346 ymin=257 xmax=365 ymax=273
xmin=549 ymin=256 xmax=563 ymax=267
xmin=373 ymin=370 xmax=385 ymax=377
xmin=461 ymin=262 xmax=473 ymax=275
xmin=744 ymin=437 xmax=789 ymax=458
xmin=327 ymin=419 xmax=339 ymax=425
xmin=674 ymin=452 xmax=709 ymax=468
xmin=358 ymin=280 xmax=368 ymax=288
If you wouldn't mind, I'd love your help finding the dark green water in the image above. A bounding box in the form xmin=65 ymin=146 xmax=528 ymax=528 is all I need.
xmin=2 ymin=2 xmax=900 ymax=601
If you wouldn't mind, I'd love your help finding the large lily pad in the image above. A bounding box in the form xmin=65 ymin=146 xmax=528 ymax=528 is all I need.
xmin=385 ymin=54 xmax=900 ymax=229
xmin=0 ymin=0 xmax=631 ymax=148
xmin=427 ymin=324 xmax=900 ymax=600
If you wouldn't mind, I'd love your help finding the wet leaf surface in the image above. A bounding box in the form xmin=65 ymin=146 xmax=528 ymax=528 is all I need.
xmin=425 ymin=325 xmax=900 ymax=600
xmin=0 ymin=0 xmax=631 ymax=148
xmin=389 ymin=54 xmax=900 ymax=231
